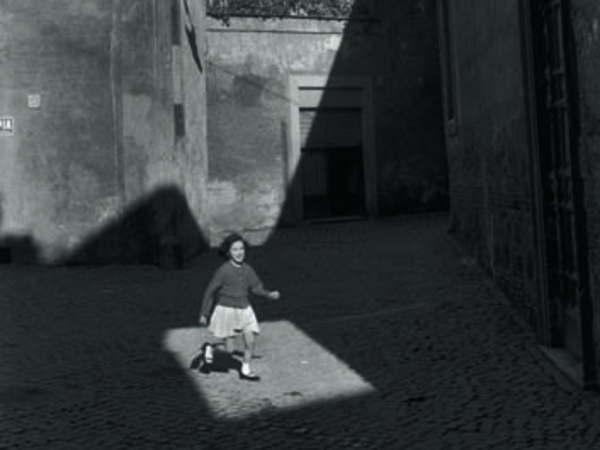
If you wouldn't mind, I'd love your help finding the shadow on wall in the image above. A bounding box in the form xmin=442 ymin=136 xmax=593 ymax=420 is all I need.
xmin=0 ymin=185 xmax=209 ymax=267
xmin=64 ymin=185 xmax=209 ymax=267
xmin=205 ymin=0 xmax=447 ymax=230
xmin=0 ymin=192 xmax=40 ymax=264
xmin=0 ymin=234 xmax=40 ymax=264
xmin=273 ymin=3 xmax=445 ymax=224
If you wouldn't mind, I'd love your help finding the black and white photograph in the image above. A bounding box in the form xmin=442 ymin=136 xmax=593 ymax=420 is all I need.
xmin=1 ymin=0 xmax=600 ymax=448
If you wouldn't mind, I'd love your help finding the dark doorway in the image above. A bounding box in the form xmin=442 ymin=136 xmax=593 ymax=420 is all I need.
xmin=301 ymin=145 xmax=366 ymax=219
xmin=529 ymin=0 xmax=597 ymax=387
xmin=299 ymin=107 xmax=367 ymax=220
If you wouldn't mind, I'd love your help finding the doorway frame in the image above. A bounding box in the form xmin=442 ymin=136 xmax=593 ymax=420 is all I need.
xmin=520 ymin=0 xmax=597 ymax=389
xmin=287 ymin=75 xmax=378 ymax=223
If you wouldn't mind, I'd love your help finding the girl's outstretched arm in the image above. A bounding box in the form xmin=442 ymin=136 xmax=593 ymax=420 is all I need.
xmin=251 ymin=284 xmax=281 ymax=300
xmin=248 ymin=266 xmax=280 ymax=300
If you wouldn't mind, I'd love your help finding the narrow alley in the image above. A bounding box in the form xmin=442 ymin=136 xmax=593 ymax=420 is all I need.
xmin=1 ymin=213 xmax=599 ymax=449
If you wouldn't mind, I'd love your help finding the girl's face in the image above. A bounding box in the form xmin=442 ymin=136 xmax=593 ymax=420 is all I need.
xmin=229 ymin=240 xmax=245 ymax=265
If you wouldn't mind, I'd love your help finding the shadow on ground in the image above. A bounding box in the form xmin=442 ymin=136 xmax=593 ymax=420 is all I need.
xmin=2 ymin=214 xmax=464 ymax=449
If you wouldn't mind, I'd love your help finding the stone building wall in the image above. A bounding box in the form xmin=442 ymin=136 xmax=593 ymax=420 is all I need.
xmin=204 ymin=0 xmax=447 ymax=243
xmin=0 ymin=0 xmax=209 ymax=264
xmin=444 ymin=0 xmax=600 ymax=380
xmin=570 ymin=0 xmax=600 ymax=368
xmin=442 ymin=0 xmax=541 ymax=330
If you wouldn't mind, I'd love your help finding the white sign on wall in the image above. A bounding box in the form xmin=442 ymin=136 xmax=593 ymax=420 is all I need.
xmin=28 ymin=94 xmax=41 ymax=109
xmin=0 ymin=116 xmax=14 ymax=136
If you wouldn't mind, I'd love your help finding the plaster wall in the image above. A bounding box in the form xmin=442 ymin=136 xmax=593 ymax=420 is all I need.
xmin=205 ymin=0 xmax=446 ymax=243
xmin=0 ymin=0 xmax=118 ymax=262
xmin=0 ymin=0 xmax=208 ymax=264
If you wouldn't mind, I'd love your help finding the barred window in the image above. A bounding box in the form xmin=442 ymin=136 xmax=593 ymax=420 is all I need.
xmin=438 ymin=0 xmax=459 ymax=132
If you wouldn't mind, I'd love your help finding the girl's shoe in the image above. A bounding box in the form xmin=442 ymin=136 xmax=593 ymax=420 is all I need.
xmin=239 ymin=364 xmax=260 ymax=381
xmin=239 ymin=371 xmax=260 ymax=381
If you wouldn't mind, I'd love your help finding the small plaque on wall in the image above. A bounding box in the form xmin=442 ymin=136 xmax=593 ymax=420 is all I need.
xmin=0 ymin=116 xmax=14 ymax=136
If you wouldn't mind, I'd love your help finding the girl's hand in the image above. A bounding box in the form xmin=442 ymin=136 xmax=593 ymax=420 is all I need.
xmin=199 ymin=315 xmax=208 ymax=326
xmin=269 ymin=290 xmax=281 ymax=300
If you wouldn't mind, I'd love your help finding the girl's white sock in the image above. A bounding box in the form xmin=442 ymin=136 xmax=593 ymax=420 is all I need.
xmin=204 ymin=344 xmax=213 ymax=362
xmin=241 ymin=362 xmax=251 ymax=375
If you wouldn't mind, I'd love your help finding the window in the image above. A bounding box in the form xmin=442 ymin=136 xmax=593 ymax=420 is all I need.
xmin=439 ymin=0 xmax=459 ymax=133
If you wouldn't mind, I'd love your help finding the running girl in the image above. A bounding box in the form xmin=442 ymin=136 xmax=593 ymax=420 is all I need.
xmin=199 ymin=233 xmax=280 ymax=381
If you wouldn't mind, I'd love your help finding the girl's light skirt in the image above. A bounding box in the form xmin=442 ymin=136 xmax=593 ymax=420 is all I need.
xmin=209 ymin=305 xmax=260 ymax=338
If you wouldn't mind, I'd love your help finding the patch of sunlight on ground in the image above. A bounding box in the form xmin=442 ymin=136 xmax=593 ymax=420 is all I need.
xmin=162 ymin=321 xmax=376 ymax=420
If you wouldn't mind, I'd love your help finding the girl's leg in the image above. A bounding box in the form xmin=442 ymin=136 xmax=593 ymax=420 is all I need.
xmin=240 ymin=331 xmax=259 ymax=380
xmin=225 ymin=336 xmax=236 ymax=354
xmin=225 ymin=336 xmax=241 ymax=369
xmin=205 ymin=337 xmax=231 ymax=363
xmin=204 ymin=335 xmax=234 ymax=360
xmin=242 ymin=331 xmax=255 ymax=365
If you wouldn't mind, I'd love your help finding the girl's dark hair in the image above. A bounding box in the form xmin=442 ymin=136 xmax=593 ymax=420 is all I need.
xmin=218 ymin=233 xmax=248 ymax=258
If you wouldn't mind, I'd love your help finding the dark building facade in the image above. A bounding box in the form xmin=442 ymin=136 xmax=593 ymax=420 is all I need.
xmin=440 ymin=0 xmax=600 ymax=388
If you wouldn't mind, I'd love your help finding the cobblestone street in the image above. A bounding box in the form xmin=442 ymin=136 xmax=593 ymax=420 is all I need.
xmin=1 ymin=212 xmax=600 ymax=449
